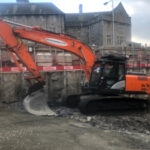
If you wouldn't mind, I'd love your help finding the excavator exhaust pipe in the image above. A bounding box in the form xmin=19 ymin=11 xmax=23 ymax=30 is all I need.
xmin=23 ymin=84 xmax=57 ymax=116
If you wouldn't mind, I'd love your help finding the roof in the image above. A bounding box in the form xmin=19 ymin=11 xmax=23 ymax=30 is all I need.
xmin=65 ymin=11 xmax=111 ymax=26
xmin=114 ymin=3 xmax=129 ymax=17
xmin=0 ymin=3 xmax=64 ymax=16
xmin=65 ymin=2 xmax=130 ymax=27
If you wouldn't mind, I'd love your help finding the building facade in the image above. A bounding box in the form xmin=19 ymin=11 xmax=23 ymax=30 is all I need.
xmin=0 ymin=0 xmax=133 ymax=65
xmin=65 ymin=3 xmax=131 ymax=48
xmin=0 ymin=0 xmax=68 ymax=67
xmin=0 ymin=0 xmax=64 ymax=33
xmin=0 ymin=1 xmax=132 ymax=67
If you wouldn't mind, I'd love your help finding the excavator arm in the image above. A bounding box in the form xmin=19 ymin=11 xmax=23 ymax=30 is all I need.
xmin=0 ymin=19 xmax=46 ymax=94
xmin=13 ymin=23 xmax=95 ymax=80
xmin=0 ymin=19 xmax=96 ymax=115
xmin=0 ymin=19 xmax=95 ymax=83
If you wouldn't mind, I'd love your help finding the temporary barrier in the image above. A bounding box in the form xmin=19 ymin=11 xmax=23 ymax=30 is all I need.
xmin=0 ymin=64 xmax=149 ymax=73
xmin=0 ymin=66 xmax=82 ymax=73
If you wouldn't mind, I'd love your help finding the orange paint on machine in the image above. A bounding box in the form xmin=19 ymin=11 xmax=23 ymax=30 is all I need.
xmin=125 ymin=75 xmax=150 ymax=94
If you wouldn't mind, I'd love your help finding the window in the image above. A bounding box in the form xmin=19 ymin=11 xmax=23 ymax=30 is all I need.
xmin=120 ymin=36 xmax=124 ymax=44
xmin=103 ymin=63 xmax=114 ymax=78
xmin=117 ymin=36 xmax=124 ymax=45
xmin=106 ymin=35 xmax=112 ymax=45
xmin=117 ymin=36 xmax=120 ymax=45
xmin=118 ymin=64 xmax=125 ymax=80
xmin=90 ymin=63 xmax=102 ymax=87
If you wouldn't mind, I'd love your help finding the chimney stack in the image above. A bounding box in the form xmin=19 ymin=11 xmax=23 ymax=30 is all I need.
xmin=16 ymin=0 xmax=29 ymax=3
xmin=79 ymin=4 xmax=83 ymax=13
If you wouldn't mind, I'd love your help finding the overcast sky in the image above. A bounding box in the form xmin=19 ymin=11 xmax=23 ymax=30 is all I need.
xmin=1 ymin=0 xmax=150 ymax=45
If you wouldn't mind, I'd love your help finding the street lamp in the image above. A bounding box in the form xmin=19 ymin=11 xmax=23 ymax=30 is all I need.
xmin=104 ymin=0 xmax=115 ymax=46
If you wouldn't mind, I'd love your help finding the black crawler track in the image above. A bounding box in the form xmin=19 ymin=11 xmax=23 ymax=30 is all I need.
xmin=66 ymin=95 xmax=149 ymax=114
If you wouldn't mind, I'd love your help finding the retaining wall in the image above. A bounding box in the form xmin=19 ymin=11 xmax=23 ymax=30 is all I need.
xmin=0 ymin=71 xmax=83 ymax=104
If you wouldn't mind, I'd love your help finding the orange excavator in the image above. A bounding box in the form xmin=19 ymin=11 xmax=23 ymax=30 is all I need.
xmin=0 ymin=19 xmax=149 ymax=115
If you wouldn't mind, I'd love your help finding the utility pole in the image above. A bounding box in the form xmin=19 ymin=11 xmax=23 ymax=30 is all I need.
xmin=112 ymin=0 xmax=115 ymax=46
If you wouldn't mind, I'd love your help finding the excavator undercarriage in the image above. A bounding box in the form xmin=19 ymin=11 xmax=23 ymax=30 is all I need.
xmin=66 ymin=55 xmax=149 ymax=114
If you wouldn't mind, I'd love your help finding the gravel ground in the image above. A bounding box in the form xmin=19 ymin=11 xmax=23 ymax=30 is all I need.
xmin=54 ymin=106 xmax=150 ymax=135
xmin=4 ymin=100 xmax=150 ymax=136
xmin=0 ymin=102 xmax=150 ymax=150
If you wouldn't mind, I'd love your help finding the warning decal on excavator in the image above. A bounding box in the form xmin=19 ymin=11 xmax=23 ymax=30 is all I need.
xmin=138 ymin=76 xmax=148 ymax=81
xmin=45 ymin=38 xmax=67 ymax=46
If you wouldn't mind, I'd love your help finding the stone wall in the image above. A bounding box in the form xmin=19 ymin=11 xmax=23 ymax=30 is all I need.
xmin=0 ymin=71 xmax=83 ymax=103
xmin=65 ymin=18 xmax=131 ymax=48
xmin=88 ymin=21 xmax=103 ymax=47
xmin=0 ymin=73 xmax=25 ymax=103
xmin=65 ymin=3 xmax=131 ymax=48
xmin=4 ymin=15 xmax=64 ymax=33
xmin=102 ymin=20 xmax=131 ymax=47
xmin=65 ymin=26 xmax=89 ymax=44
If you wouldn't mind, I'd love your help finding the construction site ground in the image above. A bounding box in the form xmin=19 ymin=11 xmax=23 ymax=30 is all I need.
xmin=0 ymin=102 xmax=150 ymax=150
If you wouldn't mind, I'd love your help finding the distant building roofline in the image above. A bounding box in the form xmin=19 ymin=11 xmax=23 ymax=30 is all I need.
xmin=0 ymin=2 xmax=64 ymax=16
xmin=65 ymin=2 xmax=131 ymax=27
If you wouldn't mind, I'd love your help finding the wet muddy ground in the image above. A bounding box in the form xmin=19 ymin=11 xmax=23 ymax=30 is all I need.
xmin=0 ymin=102 xmax=150 ymax=150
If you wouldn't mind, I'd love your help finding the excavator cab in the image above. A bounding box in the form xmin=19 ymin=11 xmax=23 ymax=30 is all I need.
xmin=89 ymin=55 xmax=126 ymax=93
xmin=79 ymin=55 xmax=148 ymax=114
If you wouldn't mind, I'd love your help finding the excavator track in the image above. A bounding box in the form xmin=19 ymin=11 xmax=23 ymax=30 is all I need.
xmin=66 ymin=95 xmax=81 ymax=108
xmin=78 ymin=96 xmax=148 ymax=114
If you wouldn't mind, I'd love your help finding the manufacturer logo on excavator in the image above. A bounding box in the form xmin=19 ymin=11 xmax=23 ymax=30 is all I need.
xmin=45 ymin=38 xmax=67 ymax=46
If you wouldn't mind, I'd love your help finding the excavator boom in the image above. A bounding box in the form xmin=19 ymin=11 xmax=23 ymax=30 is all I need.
xmin=0 ymin=18 xmax=96 ymax=115
xmin=0 ymin=19 xmax=44 ymax=84
xmin=13 ymin=25 xmax=95 ymax=80
xmin=0 ymin=19 xmax=95 ymax=82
